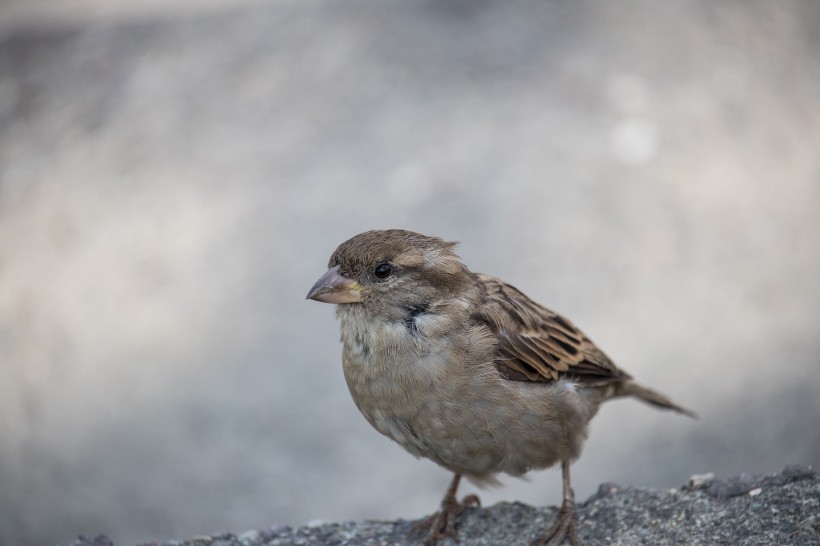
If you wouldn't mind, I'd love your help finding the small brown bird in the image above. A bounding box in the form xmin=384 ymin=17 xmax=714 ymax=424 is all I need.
xmin=306 ymin=229 xmax=695 ymax=546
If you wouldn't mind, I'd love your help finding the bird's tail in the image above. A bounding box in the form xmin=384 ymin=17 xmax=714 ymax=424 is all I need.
xmin=609 ymin=380 xmax=698 ymax=419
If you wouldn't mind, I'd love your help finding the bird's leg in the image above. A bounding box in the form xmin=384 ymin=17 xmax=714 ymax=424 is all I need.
xmin=411 ymin=473 xmax=481 ymax=546
xmin=530 ymin=461 xmax=581 ymax=546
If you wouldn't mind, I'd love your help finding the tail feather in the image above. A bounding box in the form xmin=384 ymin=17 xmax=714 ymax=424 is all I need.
xmin=610 ymin=381 xmax=698 ymax=419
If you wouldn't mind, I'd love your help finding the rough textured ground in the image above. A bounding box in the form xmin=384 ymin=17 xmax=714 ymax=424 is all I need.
xmin=65 ymin=466 xmax=819 ymax=546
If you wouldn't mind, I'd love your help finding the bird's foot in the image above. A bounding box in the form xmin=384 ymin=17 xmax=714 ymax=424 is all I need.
xmin=411 ymin=494 xmax=480 ymax=546
xmin=529 ymin=501 xmax=580 ymax=546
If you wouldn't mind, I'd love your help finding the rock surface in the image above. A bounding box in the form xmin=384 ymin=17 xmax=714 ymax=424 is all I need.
xmin=66 ymin=466 xmax=819 ymax=546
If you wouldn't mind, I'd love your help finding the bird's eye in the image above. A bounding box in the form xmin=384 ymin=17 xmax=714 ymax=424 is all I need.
xmin=373 ymin=263 xmax=393 ymax=279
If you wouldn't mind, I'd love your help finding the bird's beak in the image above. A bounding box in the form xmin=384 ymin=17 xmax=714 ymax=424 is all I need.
xmin=306 ymin=265 xmax=362 ymax=304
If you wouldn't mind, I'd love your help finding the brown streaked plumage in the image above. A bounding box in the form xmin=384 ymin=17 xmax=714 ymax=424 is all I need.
xmin=307 ymin=229 xmax=695 ymax=546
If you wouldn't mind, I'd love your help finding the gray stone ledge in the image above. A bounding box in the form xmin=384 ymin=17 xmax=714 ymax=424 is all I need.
xmin=65 ymin=465 xmax=818 ymax=546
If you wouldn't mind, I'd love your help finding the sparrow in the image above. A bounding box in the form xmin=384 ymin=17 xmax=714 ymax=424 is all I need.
xmin=306 ymin=229 xmax=695 ymax=546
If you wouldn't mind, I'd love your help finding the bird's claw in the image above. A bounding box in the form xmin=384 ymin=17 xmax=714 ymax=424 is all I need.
xmin=529 ymin=502 xmax=580 ymax=546
xmin=411 ymin=493 xmax=481 ymax=545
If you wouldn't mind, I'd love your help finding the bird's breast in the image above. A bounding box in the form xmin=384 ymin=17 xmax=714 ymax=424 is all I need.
xmin=337 ymin=310 xmax=463 ymax=449
xmin=335 ymin=308 xmax=592 ymax=477
xmin=339 ymin=313 xmax=452 ymax=403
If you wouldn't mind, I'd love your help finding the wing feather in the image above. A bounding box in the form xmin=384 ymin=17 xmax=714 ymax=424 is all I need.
xmin=476 ymin=274 xmax=629 ymax=385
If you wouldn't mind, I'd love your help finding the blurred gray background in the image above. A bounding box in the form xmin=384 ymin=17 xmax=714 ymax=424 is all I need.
xmin=1 ymin=0 xmax=819 ymax=545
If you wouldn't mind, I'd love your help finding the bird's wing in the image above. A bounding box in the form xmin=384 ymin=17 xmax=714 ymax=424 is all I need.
xmin=475 ymin=275 xmax=629 ymax=385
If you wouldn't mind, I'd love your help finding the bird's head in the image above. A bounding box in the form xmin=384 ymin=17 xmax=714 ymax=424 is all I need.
xmin=306 ymin=229 xmax=470 ymax=316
